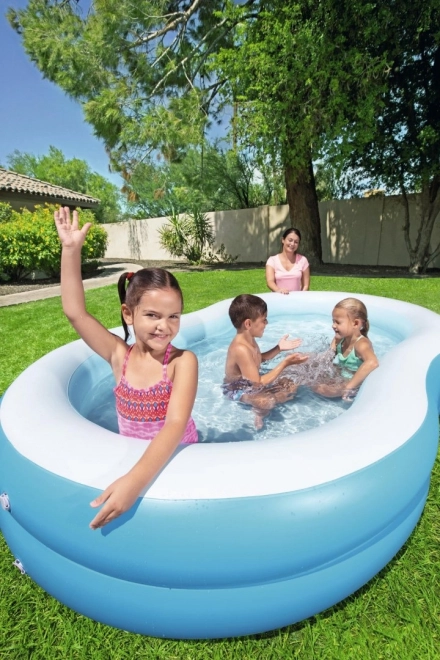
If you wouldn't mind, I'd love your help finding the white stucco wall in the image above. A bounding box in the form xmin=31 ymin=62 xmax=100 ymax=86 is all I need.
xmin=102 ymin=195 xmax=440 ymax=268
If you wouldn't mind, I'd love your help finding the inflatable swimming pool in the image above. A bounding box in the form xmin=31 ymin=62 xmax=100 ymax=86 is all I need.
xmin=0 ymin=292 xmax=439 ymax=639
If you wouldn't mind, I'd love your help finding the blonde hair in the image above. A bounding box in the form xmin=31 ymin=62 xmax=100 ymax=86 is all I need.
xmin=334 ymin=297 xmax=370 ymax=336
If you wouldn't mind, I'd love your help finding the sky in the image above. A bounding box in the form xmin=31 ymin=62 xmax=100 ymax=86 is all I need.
xmin=0 ymin=0 xmax=123 ymax=188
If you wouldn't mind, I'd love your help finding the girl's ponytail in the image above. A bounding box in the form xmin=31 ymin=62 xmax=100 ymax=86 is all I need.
xmin=118 ymin=272 xmax=134 ymax=341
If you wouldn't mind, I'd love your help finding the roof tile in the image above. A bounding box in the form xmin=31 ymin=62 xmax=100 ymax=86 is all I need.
xmin=0 ymin=168 xmax=100 ymax=205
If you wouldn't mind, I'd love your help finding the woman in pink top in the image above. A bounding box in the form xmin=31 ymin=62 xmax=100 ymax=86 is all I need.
xmin=266 ymin=227 xmax=310 ymax=294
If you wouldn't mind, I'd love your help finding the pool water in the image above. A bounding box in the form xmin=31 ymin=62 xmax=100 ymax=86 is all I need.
xmin=81 ymin=315 xmax=399 ymax=442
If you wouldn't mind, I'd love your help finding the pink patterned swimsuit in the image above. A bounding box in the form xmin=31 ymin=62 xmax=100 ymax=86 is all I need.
xmin=114 ymin=344 xmax=198 ymax=444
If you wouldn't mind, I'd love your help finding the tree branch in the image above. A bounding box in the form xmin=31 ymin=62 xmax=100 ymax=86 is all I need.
xmin=132 ymin=0 xmax=204 ymax=47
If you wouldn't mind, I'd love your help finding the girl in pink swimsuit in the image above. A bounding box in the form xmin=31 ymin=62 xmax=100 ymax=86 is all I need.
xmin=55 ymin=207 xmax=198 ymax=531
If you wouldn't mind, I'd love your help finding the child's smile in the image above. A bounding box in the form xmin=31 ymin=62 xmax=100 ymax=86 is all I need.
xmin=125 ymin=288 xmax=182 ymax=350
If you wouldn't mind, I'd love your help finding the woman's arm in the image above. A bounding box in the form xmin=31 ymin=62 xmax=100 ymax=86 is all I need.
xmin=266 ymin=263 xmax=289 ymax=294
xmin=89 ymin=350 xmax=198 ymax=529
xmin=55 ymin=207 xmax=124 ymax=364
xmin=301 ymin=266 xmax=311 ymax=291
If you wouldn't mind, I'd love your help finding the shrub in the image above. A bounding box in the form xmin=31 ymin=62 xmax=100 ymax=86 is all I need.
xmin=0 ymin=202 xmax=14 ymax=223
xmin=0 ymin=205 xmax=108 ymax=281
xmin=159 ymin=208 xmax=238 ymax=265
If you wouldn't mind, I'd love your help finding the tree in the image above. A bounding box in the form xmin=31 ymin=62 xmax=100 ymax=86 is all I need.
xmin=215 ymin=1 xmax=401 ymax=263
xmin=7 ymin=1 xmax=403 ymax=263
xmin=332 ymin=4 xmax=440 ymax=273
xmin=6 ymin=146 xmax=123 ymax=223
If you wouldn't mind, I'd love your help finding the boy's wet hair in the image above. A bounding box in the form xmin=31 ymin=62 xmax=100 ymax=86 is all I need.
xmin=117 ymin=268 xmax=183 ymax=341
xmin=334 ymin=297 xmax=370 ymax=336
xmin=229 ymin=294 xmax=267 ymax=329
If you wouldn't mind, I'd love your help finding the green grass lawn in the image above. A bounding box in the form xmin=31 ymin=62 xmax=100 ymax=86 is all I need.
xmin=1 ymin=269 xmax=440 ymax=659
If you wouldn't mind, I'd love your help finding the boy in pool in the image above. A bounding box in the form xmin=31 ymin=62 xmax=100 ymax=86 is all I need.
xmin=223 ymin=294 xmax=308 ymax=429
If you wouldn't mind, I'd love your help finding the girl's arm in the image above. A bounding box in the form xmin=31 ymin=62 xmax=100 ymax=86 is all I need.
xmin=301 ymin=266 xmax=311 ymax=291
xmin=344 ymin=339 xmax=379 ymax=391
xmin=55 ymin=207 xmax=124 ymax=364
xmin=261 ymin=335 xmax=302 ymax=361
xmin=266 ymin=264 xmax=289 ymax=294
xmin=89 ymin=350 xmax=198 ymax=529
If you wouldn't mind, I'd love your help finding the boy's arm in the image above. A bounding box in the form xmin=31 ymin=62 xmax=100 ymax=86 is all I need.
xmin=260 ymin=352 xmax=308 ymax=385
xmin=233 ymin=344 xmax=307 ymax=386
xmin=232 ymin=344 xmax=264 ymax=383
xmin=261 ymin=335 xmax=302 ymax=362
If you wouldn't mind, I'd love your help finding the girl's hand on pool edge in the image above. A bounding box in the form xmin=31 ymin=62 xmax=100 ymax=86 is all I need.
xmin=89 ymin=474 xmax=142 ymax=529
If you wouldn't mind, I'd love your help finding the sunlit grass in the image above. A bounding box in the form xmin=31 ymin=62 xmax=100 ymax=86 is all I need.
xmin=1 ymin=269 xmax=439 ymax=659
xmin=1 ymin=269 xmax=439 ymax=395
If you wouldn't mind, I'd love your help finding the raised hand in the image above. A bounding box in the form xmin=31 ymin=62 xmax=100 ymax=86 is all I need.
xmin=54 ymin=206 xmax=92 ymax=249
xmin=278 ymin=334 xmax=302 ymax=351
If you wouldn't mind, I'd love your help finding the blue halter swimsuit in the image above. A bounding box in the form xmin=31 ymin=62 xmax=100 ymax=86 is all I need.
xmin=334 ymin=337 xmax=363 ymax=379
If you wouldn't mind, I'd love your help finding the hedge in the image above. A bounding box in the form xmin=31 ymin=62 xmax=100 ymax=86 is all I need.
xmin=0 ymin=205 xmax=108 ymax=281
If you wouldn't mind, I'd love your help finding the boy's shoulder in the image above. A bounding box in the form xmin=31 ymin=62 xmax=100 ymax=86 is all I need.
xmin=228 ymin=334 xmax=256 ymax=356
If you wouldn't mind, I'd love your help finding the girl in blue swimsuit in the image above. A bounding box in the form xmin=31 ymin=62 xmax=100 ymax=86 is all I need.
xmin=314 ymin=297 xmax=379 ymax=401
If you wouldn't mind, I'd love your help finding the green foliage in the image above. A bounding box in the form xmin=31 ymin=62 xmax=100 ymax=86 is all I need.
xmin=0 ymin=202 xmax=14 ymax=223
xmin=324 ymin=1 xmax=440 ymax=271
xmin=0 ymin=205 xmax=107 ymax=281
xmin=159 ymin=207 xmax=237 ymax=264
xmin=340 ymin=5 xmax=440 ymax=194
xmin=314 ymin=162 xmax=358 ymax=202
xmin=215 ymin=1 xmax=391 ymax=174
xmin=125 ymin=142 xmax=285 ymax=218
xmin=7 ymin=146 xmax=123 ymax=223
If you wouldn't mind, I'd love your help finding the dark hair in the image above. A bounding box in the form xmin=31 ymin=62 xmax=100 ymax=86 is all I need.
xmin=334 ymin=297 xmax=370 ymax=336
xmin=229 ymin=294 xmax=267 ymax=329
xmin=117 ymin=268 xmax=183 ymax=341
xmin=282 ymin=227 xmax=301 ymax=241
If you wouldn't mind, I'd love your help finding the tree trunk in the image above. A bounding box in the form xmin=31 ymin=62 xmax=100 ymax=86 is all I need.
xmin=402 ymin=177 xmax=440 ymax=274
xmin=284 ymin=158 xmax=322 ymax=265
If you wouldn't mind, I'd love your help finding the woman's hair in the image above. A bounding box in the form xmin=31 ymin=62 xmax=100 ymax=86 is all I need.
xmin=229 ymin=294 xmax=267 ymax=329
xmin=334 ymin=297 xmax=370 ymax=336
xmin=117 ymin=268 xmax=183 ymax=341
xmin=282 ymin=227 xmax=301 ymax=242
